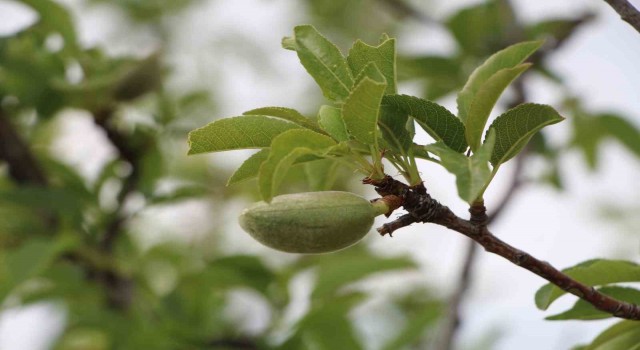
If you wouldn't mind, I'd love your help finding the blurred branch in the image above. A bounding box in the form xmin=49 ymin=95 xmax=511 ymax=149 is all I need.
xmin=375 ymin=0 xmax=435 ymax=24
xmin=92 ymin=107 xmax=145 ymax=309
xmin=603 ymin=0 xmax=640 ymax=33
xmin=369 ymin=176 xmax=640 ymax=320
xmin=93 ymin=108 xmax=142 ymax=251
xmin=0 ymin=107 xmax=48 ymax=186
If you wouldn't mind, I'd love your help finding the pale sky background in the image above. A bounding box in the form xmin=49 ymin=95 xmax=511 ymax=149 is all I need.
xmin=0 ymin=0 xmax=640 ymax=349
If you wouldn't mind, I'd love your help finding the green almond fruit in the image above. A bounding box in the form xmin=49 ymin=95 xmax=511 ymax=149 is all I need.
xmin=239 ymin=191 xmax=388 ymax=254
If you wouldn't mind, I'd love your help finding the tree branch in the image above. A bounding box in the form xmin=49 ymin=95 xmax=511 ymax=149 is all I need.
xmin=0 ymin=107 xmax=48 ymax=186
xmin=603 ymin=0 xmax=640 ymax=34
xmin=91 ymin=107 xmax=146 ymax=309
xmin=367 ymin=176 xmax=640 ymax=320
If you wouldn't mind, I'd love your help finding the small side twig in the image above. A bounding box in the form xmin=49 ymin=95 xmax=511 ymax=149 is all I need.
xmin=603 ymin=0 xmax=640 ymax=33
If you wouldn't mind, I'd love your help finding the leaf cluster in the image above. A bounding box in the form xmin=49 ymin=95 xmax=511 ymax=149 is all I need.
xmin=189 ymin=25 xmax=564 ymax=204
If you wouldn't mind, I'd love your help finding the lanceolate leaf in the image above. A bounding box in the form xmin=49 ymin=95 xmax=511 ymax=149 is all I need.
xmin=546 ymin=287 xmax=640 ymax=321
xmin=258 ymin=129 xmax=336 ymax=201
xmin=312 ymin=248 xmax=415 ymax=300
xmin=353 ymin=61 xmax=386 ymax=86
xmin=305 ymin=159 xmax=339 ymax=191
xmin=600 ymin=113 xmax=640 ymax=159
xmin=425 ymin=130 xmax=495 ymax=203
xmin=582 ymin=321 xmax=640 ymax=350
xmin=535 ymin=259 xmax=640 ymax=310
xmin=342 ymin=76 xmax=387 ymax=145
xmin=488 ymin=103 xmax=564 ymax=166
xmin=187 ymin=116 xmax=301 ymax=155
xmin=347 ymin=37 xmax=397 ymax=94
xmin=457 ymin=40 xmax=542 ymax=123
xmin=382 ymin=95 xmax=467 ymax=152
xmin=243 ymin=106 xmax=325 ymax=134
xmin=465 ymin=63 xmax=531 ymax=151
xmin=318 ymin=105 xmax=349 ymax=142
xmin=227 ymin=148 xmax=270 ymax=185
xmin=378 ymin=102 xmax=414 ymax=153
xmin=289 ymin=25 xmax=354 ymax=102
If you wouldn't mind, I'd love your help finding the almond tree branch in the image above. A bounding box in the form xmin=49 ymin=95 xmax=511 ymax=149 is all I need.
xmin=0 ymin=107 xmax=48 ymax=186
xmin=368 ymin=176 xmax=640 ymax=320
xmin=91 ymin=107 xmax=146 ymax=309
xmin=603 ymin=0 xmax=640 ymax=33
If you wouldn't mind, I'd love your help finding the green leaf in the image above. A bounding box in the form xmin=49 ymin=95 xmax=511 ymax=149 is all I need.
xmin=381 ymin=302 xmax=442 ymax=350
xmin=187 ymin=116 xmax=301 ymax=155
xmin=397 ymin=55 xmax=463 ymax=100
xmin=488 ymin=103 xmax=564 ymax=166
xmin=243 ymin=106 xmax=325 ymax=134
xmin=465 ymin=63 xmax=531 ymax=151
xmin=297 ymin=294 xmax=365 ymax=350
xmin=347 ymin=37 xmax=397 ymax=94
xmin=0 ymin=238 xmax=74 ymax=300
xmin=353 ymin=61 xmax=386 ymax=86
xmin=571 ymin=113 xmax=604 ymax=169
xmin=258 ymin=129 xmax=336 ymax=201
xmin=457 ymin=40 xmax=542 ymax=123
xmin=305 ymin=159 xmax=339 ymax=191
xmin=342 ymin=75 xmax=387 ymax=145
xmin=378 ymin=102 xmax=414 ymax=153
xmin=535 ymin=259 xmax=640 ymax=310
xmin=382 ymin=95 xmax=468 ymax=152
xmin=446 ymin=0 xmax=518 ymax=56
xmin=583 ymin=321 xmax=640 ymax=350
xmin=318 ymin=105 xmax=349 ymax=142
xmin=546 ymin=287 xmax=640 ymax=321
xmin=290 ymin=25 xmax=353 ymax=102
xmin=227 ymin=148 xmax=270 ymax=185
xmin=21 ymin=0 xmax=79 ymax=54
xmin=600 ymin=113 xmax=640 ymax=159
xmin=311 ymin=248 xmax=415 ymax=300
xmin=206 ymin=255 xmax=275 ymax=295
xmin=425 ymin=130 xmax=495 ymax=203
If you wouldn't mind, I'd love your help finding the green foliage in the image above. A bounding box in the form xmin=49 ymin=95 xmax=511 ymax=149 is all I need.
xmin=580 ymin=321 xmax=640 ymax=350
xmin=258 ymin=129 xmax=336 ymax=202
xmin=3 ymin=1 xmax=639 ymax=348
xmin=382 ymin=94 xmax=468 ymax=153
xmin=546 ymin=287 xmax=640 ymax=321
xmin=488 ymin=103 xmax=564 ymax=166
xmin=572 ymin=109 xmax=640 ymax=170
xmin=342 ymin=75 xmax=387 ymax=145
xmin=426 ymin=130 xmax=495 ymax=203
xmin=284 ymin=25 xmax=354 ymax=102
xmin=457 ymin=40 xmax=541 ymax=125
xmin=446 ymin=0 xmax=518 ymax=56
xmin=227 ymin=148 xmax=271 ymax=185
xmin=244 ymin=106 xmax=326 ymax=134
xmin=318 ymin=105 xmax=349 ymax=141
xmin=187 ymin=116 xmax=302 ymax=154
xmin=535 ymin=259 xmax=640 ymax=310
xmin=189 ymin=24 xmax=562 ymax=203
xmin=347 ymin=35 xmax=397 ymax=94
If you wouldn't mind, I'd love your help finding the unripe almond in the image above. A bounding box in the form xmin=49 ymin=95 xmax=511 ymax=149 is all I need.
xmin=239 ymin=191 xmax=388 ymax=254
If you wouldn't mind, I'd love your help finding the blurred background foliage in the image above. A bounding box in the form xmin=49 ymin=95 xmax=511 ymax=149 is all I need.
xmin=0 ymin=0 xmax=639 ymax=349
